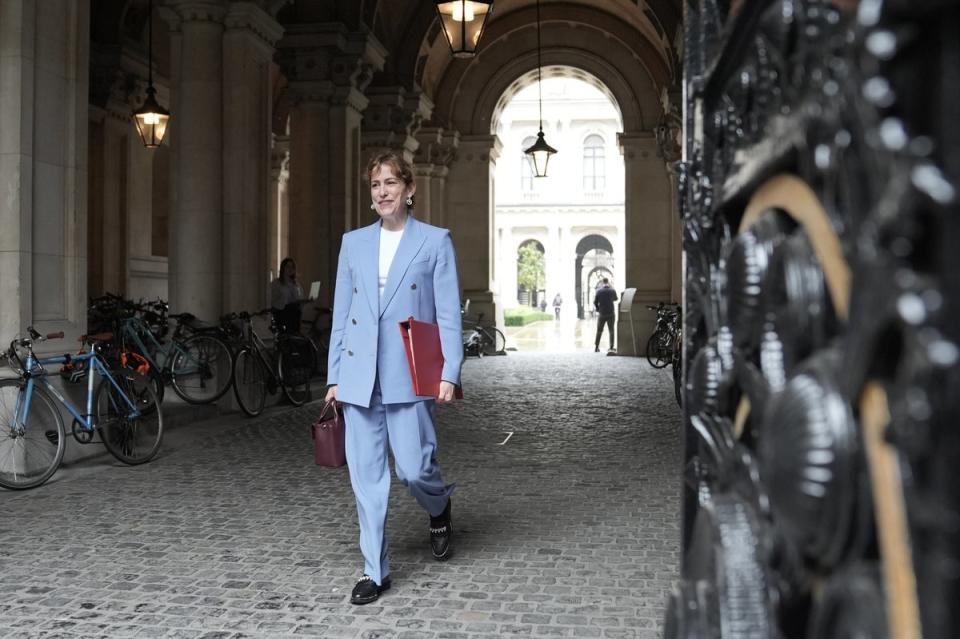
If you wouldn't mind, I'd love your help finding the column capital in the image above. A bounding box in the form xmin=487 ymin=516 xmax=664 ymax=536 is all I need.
xmin=162 ymin=0 xmax=228 ymax=27
xmin=413 ymin=126 xmax=459 ymax=169
xmin=277 ymin=24 xmax=386 ymax=110
xmin=224 ymin=2 xmax=284 ymax=57
xmin=457 ymin=134 xmax=502 ymax=164
xmin=617 ymin=131 xmax=659 ymax=159
xmin=362 ymin=86 xmax=434 ymax=157
xmin=655 ymin=87 xmax=683 ymax=163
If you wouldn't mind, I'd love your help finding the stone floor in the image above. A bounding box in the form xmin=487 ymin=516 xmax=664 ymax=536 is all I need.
xmin=0 ymin=352 xmax=682 ymax=639
xmin=502 ymin=319 xmax=605 ymax=353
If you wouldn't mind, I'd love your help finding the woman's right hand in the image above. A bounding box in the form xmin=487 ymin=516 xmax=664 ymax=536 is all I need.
xmin=325 ymin=385 xmax=338 ymax=403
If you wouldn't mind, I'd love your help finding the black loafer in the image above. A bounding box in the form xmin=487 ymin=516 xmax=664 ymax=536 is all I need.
xmin=430 ymin=500 xmax=453 ymax=561
xmin=350 ymin=575 xmax=391 ymax=605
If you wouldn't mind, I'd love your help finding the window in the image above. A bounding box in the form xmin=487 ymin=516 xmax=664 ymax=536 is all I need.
xmin=520 ymin=136 xmax=536 ymax=191
xmin=582 ymin=134 xmax=605 ymax=191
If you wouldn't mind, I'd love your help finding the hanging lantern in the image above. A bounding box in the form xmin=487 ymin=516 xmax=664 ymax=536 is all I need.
xmin=132 ymin=0 xmax=170 ymax=148
xmin=523 ymin=0 xmax=557 ymax=177
xmin=133 ymin=86 xmax=170 ymax=148
xmin=435 ymin=1 xmax=494 ymax=58
xmin=524 ymin=130 xmax=557 ymax=178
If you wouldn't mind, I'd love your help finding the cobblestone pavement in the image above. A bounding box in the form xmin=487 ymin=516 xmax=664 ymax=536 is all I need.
xmin=1 ymin=353 xmax=681 ymax=639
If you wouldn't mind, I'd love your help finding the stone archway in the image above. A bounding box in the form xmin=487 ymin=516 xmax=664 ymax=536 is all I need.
xmin=516 ymin=239 xmax=546 ymax=307
xmin=575 ymin=234 xmax=614 ymax=319
xmin=432 ymin=6 xmax=675 ymax=331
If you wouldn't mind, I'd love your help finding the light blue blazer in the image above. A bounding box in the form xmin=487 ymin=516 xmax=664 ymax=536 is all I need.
xmin=326 ymin=215 xmax=465 ymax=407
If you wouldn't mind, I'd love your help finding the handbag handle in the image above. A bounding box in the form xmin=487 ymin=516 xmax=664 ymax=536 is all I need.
xmin=318 ymin=399 xmax=339 ymax=421
xmin=311 ymin=400 xmax=340 ymax=440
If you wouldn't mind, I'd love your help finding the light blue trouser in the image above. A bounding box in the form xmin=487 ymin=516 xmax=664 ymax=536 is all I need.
xmin=342 ymin=382 xmax=454 ymax=585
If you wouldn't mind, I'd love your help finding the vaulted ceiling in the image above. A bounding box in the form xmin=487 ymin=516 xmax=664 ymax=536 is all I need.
xmin=91 ymin=0 xmax=683 ymax=131
xmin=279 ymin=0 xmax=683 ymax=130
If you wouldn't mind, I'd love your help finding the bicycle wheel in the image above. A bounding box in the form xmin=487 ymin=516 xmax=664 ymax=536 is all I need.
xmin=95 ymin=368 xmax=163 ymax=465
xmin=0 ymin=379 xmax=65 ymax=490
xmin=646 ymin=331 xmax=672 ymax=368
xmin=480 ymin=327 xmax=506 ymax=356
xmin=233 ymin=348 xmax=267 ymax=417
xmin=277 ymin=336 xmax=313 ymax=407
xmin=170 ymin=334 xmax=233 ymax=404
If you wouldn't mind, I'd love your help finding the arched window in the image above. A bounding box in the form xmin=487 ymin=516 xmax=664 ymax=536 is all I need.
xmin=520 ymin=136 xmax=536 ymax=191
xmin=582 ymin=134 xmax=605 ymax=191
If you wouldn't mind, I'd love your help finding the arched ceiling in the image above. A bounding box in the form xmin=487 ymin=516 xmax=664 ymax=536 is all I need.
xmin=351 ymin=0 xmax=680 ymax=132
xmin=278 ymin=0 xmax=680 ymax=119
xmin=368 ymin=0 xmax=681 ymax=93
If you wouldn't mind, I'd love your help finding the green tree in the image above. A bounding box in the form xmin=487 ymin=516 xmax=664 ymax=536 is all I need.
xmin=517 ymin=243 xmax=545 ymax=305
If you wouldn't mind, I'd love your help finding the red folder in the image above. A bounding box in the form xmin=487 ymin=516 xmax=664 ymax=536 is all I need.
xmin=399 ymin=317 xmax=464 ymax=399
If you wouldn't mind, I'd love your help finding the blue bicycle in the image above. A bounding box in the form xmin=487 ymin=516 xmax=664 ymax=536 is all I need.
xmin=0 ymin=328 xmax=163 ymax=490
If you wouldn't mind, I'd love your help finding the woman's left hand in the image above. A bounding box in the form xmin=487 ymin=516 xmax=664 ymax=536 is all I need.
xmin=437 ymin=381 xmax=456 ymax=403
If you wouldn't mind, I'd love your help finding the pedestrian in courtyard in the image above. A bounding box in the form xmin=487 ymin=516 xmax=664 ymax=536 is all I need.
xmin=593 ymin=278 xmax=618 ymax=352
xmin=270 ymin=257 xmax=304 ymax=334
xmin=553 ymin=292 xmax=562 ymax=319
xmin=325 ymin=151 xmax=463 ymax=605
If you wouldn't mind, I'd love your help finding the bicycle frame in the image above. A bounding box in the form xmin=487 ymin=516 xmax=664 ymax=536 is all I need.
xmin=243 ymin=324 xmax=282 ymax=386
xmin=14 ymin=346 xmax=139 ymax=432
xmin=119 ymin=317 xmax=179 ymax=374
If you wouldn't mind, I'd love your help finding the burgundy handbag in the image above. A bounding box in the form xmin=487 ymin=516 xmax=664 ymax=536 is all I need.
xmin=311 ymin=400 xmax=346 ymax=467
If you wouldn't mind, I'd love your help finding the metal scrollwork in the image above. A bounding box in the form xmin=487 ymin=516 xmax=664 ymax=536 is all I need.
xmin=670 ymin=0 xmax=959 ymax=637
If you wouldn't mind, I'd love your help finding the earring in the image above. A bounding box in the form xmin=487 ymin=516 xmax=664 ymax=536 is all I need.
xmin=370 ymin=203 xmax=376 ymax=210
xmin=405 ymin=197 xmax=413 ymax=206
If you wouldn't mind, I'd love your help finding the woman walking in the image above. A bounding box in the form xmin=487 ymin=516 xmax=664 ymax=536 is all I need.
xmin=325 ymin=151 xmax=463 ymax=605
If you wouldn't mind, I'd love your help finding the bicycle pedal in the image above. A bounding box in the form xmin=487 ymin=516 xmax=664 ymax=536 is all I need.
xmin=44 ymin=430 xmax=60 ymax=445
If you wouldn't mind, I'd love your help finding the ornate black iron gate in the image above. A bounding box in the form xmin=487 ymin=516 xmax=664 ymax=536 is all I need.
xmin=669 ymin=1 xmax=959 ymax=637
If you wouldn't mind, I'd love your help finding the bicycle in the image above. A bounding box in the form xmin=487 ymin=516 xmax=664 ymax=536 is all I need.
xmin=230 ymin=310 xmax=314 ymax=417
xmin=116 ymin=304 xmax=234 ymax=405
xmin=299 ymin=301 xmax=331 ymax=378
xmin=645 ymin=303 xmax=681 ymax=368
xmin=87 ymin=293 xmax=234 ymax=405
xmin=461 ymin=310 xmax=506 ymax=357
xmin=671 ymin=322 xmax=683 ymax=407
xmin=0 ymin=328 xmax=163 ymax=490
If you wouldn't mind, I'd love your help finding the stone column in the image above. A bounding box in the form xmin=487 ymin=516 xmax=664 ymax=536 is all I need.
xmin=0 ymin=0 xmax=89 ymax=340
xmin=445 ymin=134 xmax=501 ymax=324
xmin=98 ymin=114 xmax=130 ymax=296
xmin=221 ymin=2 xmax=283 ymax=315
xmin=657 ymin=88 xmax=684 ymax=304
xmin=413 ymin=126 xmax=458 ymax=227
xmin=268 ymin=134 xmax=290 ymax=288
xmin=544 ymin=224 xmax=563 ymax=312
xmin=164 ymin=1 xmax=225 ymax=321
xmin=617 ymin=131 xmax=674 ymax=354
xmin=277 ymin=24 xmax=385 ymax=306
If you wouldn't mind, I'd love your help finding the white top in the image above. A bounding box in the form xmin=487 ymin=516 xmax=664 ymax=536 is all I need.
xmin=270 ymin=279 xmax=302 ymax=309
xmin=378 ymin=226 xmax=405 ymax=298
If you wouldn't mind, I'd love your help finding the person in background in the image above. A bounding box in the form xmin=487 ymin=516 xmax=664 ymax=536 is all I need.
xmin=270 ymin=257 xmax=304 ymax=334
xmin=552 ymin=293 xmax=562 ymax=320
xmin=593 ymin=278 xmax=618 ymax=352
xmin=325 ymin=151 xmax=463 ymax=606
